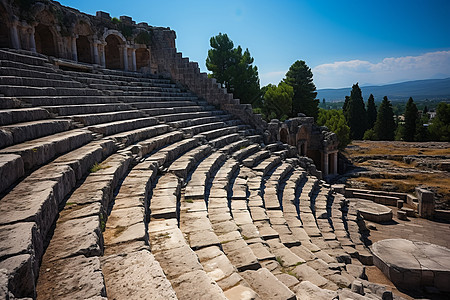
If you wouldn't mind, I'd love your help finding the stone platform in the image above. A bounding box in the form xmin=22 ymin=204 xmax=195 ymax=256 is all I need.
xmin=371 ymin=239 xmax=450 ymax=293
xmin=352 ymin=198 xmax=393 ymax=223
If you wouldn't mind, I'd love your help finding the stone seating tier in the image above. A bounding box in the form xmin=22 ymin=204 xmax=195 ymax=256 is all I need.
xmin=0 ymin=47 xmax=418 ymax=299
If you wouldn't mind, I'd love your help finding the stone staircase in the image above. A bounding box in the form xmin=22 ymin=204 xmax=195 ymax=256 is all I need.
xmin=0 ymin=48 xmax=400 ymax=300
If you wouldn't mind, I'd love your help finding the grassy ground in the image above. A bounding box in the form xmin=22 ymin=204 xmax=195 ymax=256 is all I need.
xmin=344 ymin=141 xmax=450 ymax=209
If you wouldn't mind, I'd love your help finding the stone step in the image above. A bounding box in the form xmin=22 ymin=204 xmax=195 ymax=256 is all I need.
xmin=0 ymin=66 xmax=76 ymax=82
xmin=253 ymin=155 xmax=282 ymax=176
xmin=209 ymin=133 xmax=241 ymax=149
xmin=43 ymin=103 xmax=133 ymax=116
xmin=0 ymin=49 xmax=50 ymax=66
xmin=88 ymin=117 xmax=158 ymax=136
xmin=168 ymin=145 xmax=213 ymax=179
xmin=0 ymin=85 xmax=103 ymax=97
xmin=109 ymin=89 xmax=186 ymax=97
xmin=118 ymin=95 xmax=199 ymax=103
xmin=232 ymin=143 xmax=260 ymax=162
xmin=72 ymin=74 xmax=173 ymax=87
xmin=0 ymin=129 xmax=93 ymax=171
xmin=168 ymin=115 xmax=232 ymax=129
xmin=182 ymin=121 xmax=225 ymax=136
xmin=35 ymin=152 xmax=132 ymax=300
xmin=89 ymin=83 xmax=178 ymax=91
xmin=102 ymin=249 xmax=177 ymax=299
xmin=241 ymin=268 xmax=296 ymax=300
xmin=130 ymin=130 xmax=184 ymax=158
xmin=0 ymin=154 xmax=24 ymax=194
xmin=0 ymin=119 xmax=73 ymax=149
xmin=142 ymin=105 xmax=209 ymax=117
xmin=70 ymin=110 xmax=146 ymax=126
xmin=194 ymin=126 xmax=238 ymax=141
xmin=0 ymin=107 xmax=50 ymax=126
xmin=130 ymin=100 xmax=199 ymax=109
xmin=145 ymin=137 xmax=200 ymax=168
xmin=220 ymin=139 xmax=250 ymax=155
xmin=65 ymin=70 xmax=171 ymax=84
xmin=0 ymin=97 xmax=24 ymax=109
xmin=0 ymin=60 xmax=58 ymax=75
xmin=243 ymin=150 xmax=270 ymax=167
xmin=1 ymin=144 xmax=121 ymax=298
xmin=148 ymin=175 xmax=228 ymax=299
xmin=0 ymin=75 xmax=83 ymax=88
xmin=156 ymin=110 xmax=224 ymax=123
xmin=108 ymin=124 xmax=170 ymax=148
xmin=185 ymin=152 xmax=228 ymax=199
xmin=20 ymin=95 xmax=119 ymax=106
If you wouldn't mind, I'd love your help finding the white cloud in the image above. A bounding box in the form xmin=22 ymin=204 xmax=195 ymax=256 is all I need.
xmin=312 ymin=51 xmax=450 ymax=89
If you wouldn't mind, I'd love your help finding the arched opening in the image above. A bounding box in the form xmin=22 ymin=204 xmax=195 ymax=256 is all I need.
xmin=76 ymin=35 xmax=92 ymax=63
xmin=280 ymin=128 xmax=289 ymax=144
xmin=35 ymin=24 xmax=56 ymax=56
xmin=105 ymin=34 xmax=123 ymax=70
xmin=0 ymin=6 xmax=10 ymax=48
xmin=136 ymin=48 xmax=150 ymax=71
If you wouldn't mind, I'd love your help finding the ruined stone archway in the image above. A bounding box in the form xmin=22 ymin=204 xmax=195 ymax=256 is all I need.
xmin=136 ymin=48 xmax=150 ymax=71
xmin=35 ymin=24 xmax=57 ymax=57
xmin=280 ymin=128 xmax=289 ymax=144
xmin=76 ymin=35 xmax=92 ymax=63
xmin=105 ymin=34 xmax=124 ymax=70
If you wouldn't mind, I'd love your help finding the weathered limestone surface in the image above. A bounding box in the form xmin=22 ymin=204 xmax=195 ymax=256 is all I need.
xmin=241 ymin=268 xmax=296 ymax=300
xmin=294 ymin=280 xmax=338 ymax=300
xmin=36 ymin=255 xmax=106 ymax=300
xmin=371 ymin=239 xmax=450 ymax=292
xmin=353 ymin=198 xmax=393 ymax=223
xmin=0 ymin=154 xmax=24 ymax=194
xmin=101 ymin=250 xmax=177 ymax=300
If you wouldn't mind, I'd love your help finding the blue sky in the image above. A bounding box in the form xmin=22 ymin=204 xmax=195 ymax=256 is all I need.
xmin=60 ymin=0 xmax=450 ymax=89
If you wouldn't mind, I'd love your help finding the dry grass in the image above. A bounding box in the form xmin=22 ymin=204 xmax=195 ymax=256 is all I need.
xmin=346 ymin=141 xmax=450 ymax=157
xmin=346 ymin=141 xmax=450 ymax=209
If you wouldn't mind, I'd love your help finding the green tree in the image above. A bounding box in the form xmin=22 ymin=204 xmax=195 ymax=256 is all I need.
xmin=346 ymin=83 xmax=367 ymax=140
xmin=403 ymin=97 xmax=418 ymax=141
xmin=342 ymin=96 xmax=350 ymax=116
xmin=428 ymin=102 xmax=450 ymax=141
xmin=261 ymin=82 xmax=293 ymax=121
xmin=366 ymin=94 xmax=377 ymax=130
xmin=317 ymin=109 xmax=351 ymax=149
xmin=284 ymin=60 xmax=319 ymax=119
xmin=206 ymin=33 xmax=260 ymax=104
xmin=374 ymin=96 xmax=396 ymax=140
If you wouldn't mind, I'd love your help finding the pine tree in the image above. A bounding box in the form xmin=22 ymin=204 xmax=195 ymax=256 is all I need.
xmin=403 ymin=97 xmax=418 ymax=141
xmin=206 ymin=33 xmax=260 ymax=104
xmin=374 ymin=96 xmax=396 ymax=140
xmin=284 ymin=60 xmax=319 ymax=119
xmin=366 ymin=94 xmax=377 ymax=129
xmin=346 ymin=83 xmax=367 ymax=140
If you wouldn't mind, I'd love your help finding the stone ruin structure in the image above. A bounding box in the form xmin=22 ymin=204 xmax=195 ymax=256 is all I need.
xmin=0 ymin=0 xmax=449 ymax=299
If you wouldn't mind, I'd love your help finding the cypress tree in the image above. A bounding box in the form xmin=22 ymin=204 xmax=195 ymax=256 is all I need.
xmin=284 ymin=60 xmax=319 ymax=119
xmin=346 ymin=83 xmax=367 ymax=140
xmin=374 ymin=96 xmax=396 ymax=140
xmin=403 ymin=97 xmax=418 ymax=141
xmin=366 ymin=94 xmax=377 ymax=129
xmin=342 ymin=96 xmax=350 ymax=117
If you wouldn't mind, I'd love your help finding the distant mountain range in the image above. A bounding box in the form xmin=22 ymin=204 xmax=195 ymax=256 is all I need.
xmin=316 ymin=78 xmax=450 ymax=102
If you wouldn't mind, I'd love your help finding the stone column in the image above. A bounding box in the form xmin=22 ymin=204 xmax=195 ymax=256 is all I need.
xmin=10 ymin=20 xmax=20 ymax=49
xmin=333 ymin=152 xmax=338 ymax=175
xmin=71 ymin=35 xmax=78 ymax=61
xmin=131 ymin=48 xmax=137 ymax=72
xmin=122 ymin=46 xmax=129 ymax=71
xmin=93 ymin=41 xmax=100 ymax=65
xmin=29 ymin=27 xmax=36 ymax=53
xmin=323 ymin=152 xmax=329 ymax=176
xmin=100 ymin=43 xmax=106 ymax=67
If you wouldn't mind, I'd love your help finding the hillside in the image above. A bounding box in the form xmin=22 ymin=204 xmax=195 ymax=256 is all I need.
xmin=317 ymin=78 xmax=450 ymax=102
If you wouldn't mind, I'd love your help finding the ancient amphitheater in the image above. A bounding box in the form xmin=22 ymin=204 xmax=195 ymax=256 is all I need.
xmin=1 ymin=1 xmax=449 ymax=299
